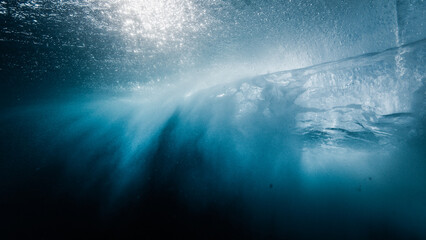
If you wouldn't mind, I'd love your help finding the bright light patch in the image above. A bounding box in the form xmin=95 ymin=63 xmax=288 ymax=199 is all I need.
xmin=102 ymin=0 xmax=208 ymax=47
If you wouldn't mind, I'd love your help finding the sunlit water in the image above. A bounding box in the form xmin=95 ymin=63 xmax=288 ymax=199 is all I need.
xmin=1 ymin=0 xmax=425 ymax=239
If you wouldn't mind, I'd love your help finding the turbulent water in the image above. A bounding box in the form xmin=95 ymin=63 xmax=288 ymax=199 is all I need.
xmin=0 ymin=0 xmax=425 ymax=239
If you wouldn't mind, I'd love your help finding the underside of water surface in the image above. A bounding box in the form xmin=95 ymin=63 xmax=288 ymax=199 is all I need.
xmin=0 ymin=0 xmax=425 ymax=239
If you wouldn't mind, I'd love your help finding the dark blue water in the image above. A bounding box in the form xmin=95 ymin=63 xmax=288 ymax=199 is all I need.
xmin=0 ymin=1 xmax=425 ymax=239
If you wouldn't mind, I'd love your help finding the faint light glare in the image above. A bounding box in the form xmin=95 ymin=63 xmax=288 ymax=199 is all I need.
xmin=106 ymin=0 xmax=208 ymax=47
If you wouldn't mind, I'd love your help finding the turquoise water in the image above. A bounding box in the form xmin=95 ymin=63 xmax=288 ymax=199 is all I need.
xmin=0 ymin=0 xmax=425 ymax=239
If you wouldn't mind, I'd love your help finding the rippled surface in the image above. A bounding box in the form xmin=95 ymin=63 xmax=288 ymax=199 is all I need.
xmin=0 ymin=0 xmax=425 ymax=239
xmin=0 ymin=0 xmax=411 ymax=90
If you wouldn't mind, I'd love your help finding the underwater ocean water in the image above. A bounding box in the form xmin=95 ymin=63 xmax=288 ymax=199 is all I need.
xmin=0 ymin=0 xmax=425 ymax=239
